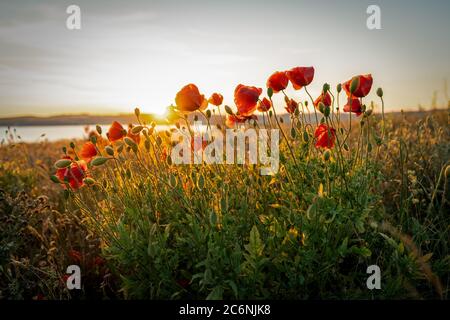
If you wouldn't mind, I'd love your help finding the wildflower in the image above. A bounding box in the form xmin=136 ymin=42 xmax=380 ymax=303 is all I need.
xmin=79 ymin=141 xmax=97 ymax=162
xmin=286 ymin=66 xmax=314 ymax=90
xmin=175 ymin=83 xmax=208 ymax=113
xmin=127 ymin=125 xmax=141 ymax=145
xmin=68 ymin=249 xmax=82 ymax=263
xmin=267 ymin=71 xmax=289 ymax=93
xmin=225 ymin=114 xmax=257 ymax=128
xmin=343 ymin=74 xmax=373 ymax=98
xmin=285 ymin=98 xmax=298 ymax=114
xmin=257 ymin=97 xmax=272 ymax=112
xmin=56 ymin=160 xmax=88 ymax=190
xmin=234 ymin=84 xmax=262 ymax=116
xmin=208 ymin=93 xmax=223 ymax=106
xmin=314 ymin=124 xmax=336 ymax=149
xmin=107 ymin=121 xmax=126 ymax=142
xmin=314 ymin=92 xmax=332 ymax=109
xmin=343 ymin=97 xmax=363 ymax=116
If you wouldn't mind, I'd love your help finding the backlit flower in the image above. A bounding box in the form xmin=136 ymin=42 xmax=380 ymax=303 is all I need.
xmin=343 ymin=74 xmax=373 ymax=98
xmin=314 ymin=124 xmax=336 ymax=149
xmin=175 ymin=83 xmax=207 ymax=113
xmin=234 ymin=84 xmax=262 ymax=116
xmin=286 ymin=66 xmax=314 ymax=90
xmin=257 ymin=97 xmax=272 ymax=112
xmin=285 ymin=98 xmax=298 ymax=114
xmin=225 ymin=114 xmax=257 ymax=128
xmin=314 ymin=92 xmax=332 ymax=108
xmin=267 ymin=71 xmax=289 ymax=93
xmin=79 ymin=142 xmax=97 ymax=162
xmin=127 ymin=125 xmax=141 ymax=145
xmin=208 ymin=93 xmax=223 ymax=106
xmin=107 ymin=121 xmax=126 ymax=142
xmin=343 ymin=97 xmax=363 ymax=116
xmin=56 ymin=159 xmax=88 ymax=190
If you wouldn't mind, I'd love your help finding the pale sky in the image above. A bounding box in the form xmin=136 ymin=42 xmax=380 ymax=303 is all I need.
xmin=0 ymin=0 xmax=449 ymax=116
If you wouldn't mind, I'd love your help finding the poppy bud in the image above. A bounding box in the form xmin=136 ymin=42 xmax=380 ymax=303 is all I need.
xmin=83 ymin=177 xmax=96 ymax=186
xmin=124 ymin=137 xmax=137 ymax=148
xmin=156 ymin=136 xmax=162 ymax=146
xmin=62 ymin=146 xmax=67 ymax=154
xmin=364 ymin=109 xmax=373 ymax=117
xmin=324 ymin=105 xmax=330 ymax=118
xmin=337 ymin=83 xmax=342 ymax=93
xmin=135 ymin=107 xmax=141 ymax=118
xmin=194 ymin=115 xmax=198 ymax=121
xmin=90 ymin=136 xmax=97 ymax=144
xmin=376 ymin=88 xmax=383 ymax=97
xmin=91 ymin=157 xmax=110 ymax=166
xmin=55 ymin=159 xmax=72 ymax=169
xmin=167 ymin=155 xmax=172 ymax=165
xmin=144 ymin=140 xmax=150 ymax=151
xmin=290 ymin=127 xmax=297 ymax=139
xmin=318 ymin=102 xmax=325 ymax=114
xmin=269 ymin=110 xmax=273 ymax=118
xmin=206 ymin=109 xmax=212 ymax=119
xmin=70 ymin=142 xmax=75 ymax=149
xmin=304 ymin=101 xmax=308 ymax=107
xmin=131 ymin=125 xmax=143 ymax=135
xmin=224 ymin=105 xmax=234 ymax=115
xmin=267 ymin=87 xmax=274 ymax=98
xmin=323 ymin=149 xmax=331 ymax=161
xmin=303 ymin=131 xmax=309 ymax=143
xmin=105 ymin=146 xmax=114 ymax=156
xmin=50 ymin=175 xmax=60 ymax=183
xmin=350 ymin=77 xmax=359 ymax=95
xmin=323 ymin=83 xmax=330 ymax=93
xmin=96 ymin=125 xmax=102 ymax=135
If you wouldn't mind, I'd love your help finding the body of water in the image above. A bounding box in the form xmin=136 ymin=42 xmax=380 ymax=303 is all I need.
xmin=0 ymin=124 xmax=210 ymax=143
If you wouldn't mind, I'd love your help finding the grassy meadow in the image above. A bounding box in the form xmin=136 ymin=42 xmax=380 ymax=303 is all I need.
xmin=0 ymin=80 xmax=449 ymax=300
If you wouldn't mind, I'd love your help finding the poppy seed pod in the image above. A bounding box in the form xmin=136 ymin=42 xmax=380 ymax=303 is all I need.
xmin=337 ymin=83 xmax=342 ymax=93
xmin=377 ymin=88 xmax=383 ymax=97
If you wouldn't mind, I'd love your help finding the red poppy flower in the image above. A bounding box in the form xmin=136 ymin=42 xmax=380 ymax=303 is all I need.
xmin=127 ymin=126 xmax=141 ymax=145
xmin=56 ymin=160 xmax=88 ymax=190
xmin=68 ymin=249 xmax=82 ymax=263
xmin=79 ymin=142 xmax=97 ymax=162
xmin=314 ymin=124 xmax=336 ymax=149
xmin=175 ymin=83 xmax=207 ymax=113
xmin=314 ymin=92 xmax=332 ymax=108
xmin=286 ymin=67 xmax=314 ymax=90
xmin=208 ymin=93 xmax=223 ymax=106
xmin=257 ymin=97 xmax=272 ymax=112
xmin=285 ymin=98 xmax=298 ymax=114
xmin=267 ymin=71 xmax=289 ymax=93
xmin=343 ymin=74 xmax=373 ymax=98
xmin=225 ymin=114 xmax=257 ymax=128
xmin=107 ymin=121 xmax=126 ymax=142
xmin=343 ymin=97 xmax=363 ymax=116
xmin=234 ymin=84 xmax=262 ymax=116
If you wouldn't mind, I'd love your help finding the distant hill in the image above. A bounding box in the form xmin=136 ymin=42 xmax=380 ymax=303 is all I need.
xmin=0 ymin=109 xmax=445 ymax=126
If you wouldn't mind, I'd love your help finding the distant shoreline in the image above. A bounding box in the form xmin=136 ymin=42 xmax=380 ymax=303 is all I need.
xmin=0 ymin=109 xmax=445 ymax=126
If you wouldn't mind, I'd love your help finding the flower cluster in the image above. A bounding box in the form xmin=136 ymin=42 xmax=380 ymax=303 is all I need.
xmin=52 ymin=66 xmax=376 ymax=190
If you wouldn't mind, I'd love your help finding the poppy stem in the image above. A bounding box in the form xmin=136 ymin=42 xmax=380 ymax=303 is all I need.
xmin=304 ymin=86 xmax=319 ymax=125
xmin=270 ymin=97 xmax=299 ymax=170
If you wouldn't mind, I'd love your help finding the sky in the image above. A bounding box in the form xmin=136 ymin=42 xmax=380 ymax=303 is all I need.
xmin=0 ymin=0 xmax=449 ymax=117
